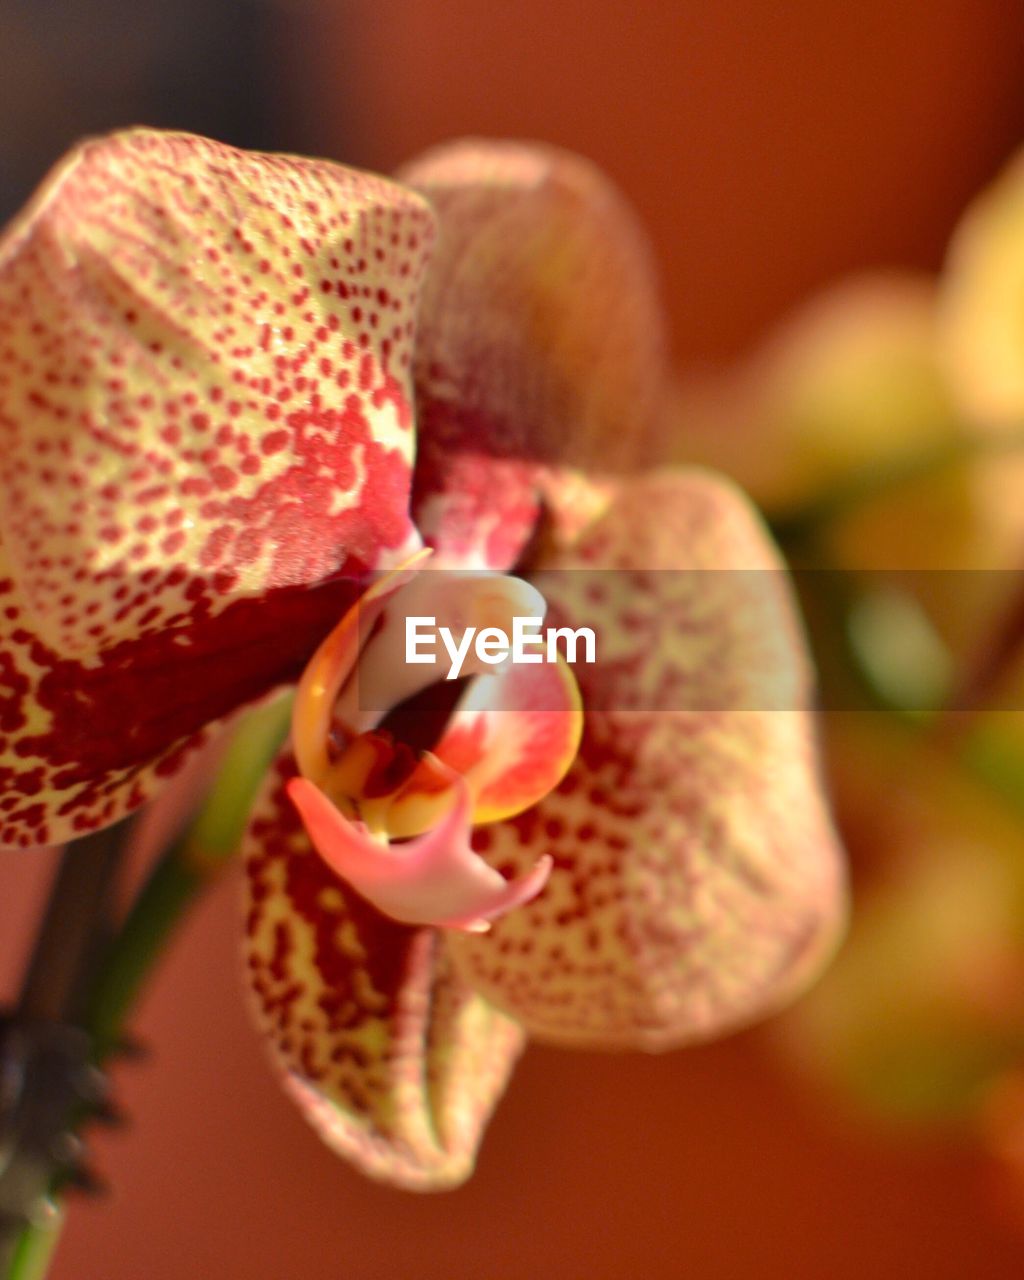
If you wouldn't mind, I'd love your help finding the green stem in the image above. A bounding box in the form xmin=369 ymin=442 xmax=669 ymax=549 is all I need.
xmin=958 ymin=717 xmax=1024 ymax=823
xmin=84 ymin=850 xmax=204 ymax=1063
xmin=85 ymin=691 xmax=292 ymax=1059
xmin=1 ymin=693 xmax=292 ymax=1280
xmin=770 ymin=430 xmax=1024 ymax=545
xmin=772 ymin=432 xmax=1024 ymax=807
xmin=2 ymin=1209 xmax=62 ymax=1280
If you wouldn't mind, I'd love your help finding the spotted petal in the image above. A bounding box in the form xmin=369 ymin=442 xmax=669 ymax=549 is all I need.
xmin=0 ymin=129 xmax=434 ymax=847
xmin=397 ymin=139 xmax=669 ymax=568
xmin=244 ymin=755 xmax=525 ymax=1189
xmin=447 ymin=470 xmax=847 ymax=1049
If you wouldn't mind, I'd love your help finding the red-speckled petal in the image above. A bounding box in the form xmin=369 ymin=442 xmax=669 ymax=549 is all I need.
xmin=244 ymin=754 xmax=525 ymax=1189
xmin=0 ymin=129 xmax=434 ymax=847
xmin=397 ymin=139 xmax=668 ymax=568
xmin=0 ymin=550 xmax=364 ymax=849
xmin=446 ymin=470 xmax=847 ymax=1049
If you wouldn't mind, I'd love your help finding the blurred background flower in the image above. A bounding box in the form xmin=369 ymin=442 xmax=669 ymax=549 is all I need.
xmin=7 ymin=2 xmax=1024 ymax=1278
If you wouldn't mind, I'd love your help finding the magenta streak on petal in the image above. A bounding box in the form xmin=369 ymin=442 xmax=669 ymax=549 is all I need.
xmin=287 ymin=775 xmax=552 ymax=933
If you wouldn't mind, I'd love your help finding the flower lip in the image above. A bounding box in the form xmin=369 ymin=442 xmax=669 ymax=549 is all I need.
xmin=286 ymin=772 xmax=553 ymax=933
xmin=287 ymin=558 xmax=582 ymax=928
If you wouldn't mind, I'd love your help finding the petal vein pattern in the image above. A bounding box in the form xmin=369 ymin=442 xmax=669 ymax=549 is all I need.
xmin=0 ymin=129 xmax=435 ymax=847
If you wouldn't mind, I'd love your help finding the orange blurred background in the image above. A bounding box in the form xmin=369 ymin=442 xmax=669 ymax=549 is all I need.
xmin=6 ymin=2 xmax=1024 ymax=1276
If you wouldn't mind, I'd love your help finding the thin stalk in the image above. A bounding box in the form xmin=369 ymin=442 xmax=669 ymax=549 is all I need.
xmin=2 ymin=1206 xmax=62 ymax=1280
xmin=1 ymin=693 xmax=292 ymax=1280
xmin=85 ymin=693 xmax=292 ymax=1059
xmin=0 ymin=822 xmax=131 ymax=1277
xmin=17 ymin=828 xmax=127 ymax=1024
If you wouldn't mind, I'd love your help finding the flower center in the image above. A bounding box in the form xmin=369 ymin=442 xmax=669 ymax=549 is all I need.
xmin=286 ymin=556 xmax=582 ymax=932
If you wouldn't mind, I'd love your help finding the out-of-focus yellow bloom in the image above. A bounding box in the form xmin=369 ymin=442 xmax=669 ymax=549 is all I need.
xmin=942 ymin=149 xmax=1024 ymax=430
xmin=783 ymin=714 xmax=1024 ymax=1126
xmin=670 ymin=142 xmax=1024 ymax=1169
xmin=678 ymin=274 xmax=958 ymax=513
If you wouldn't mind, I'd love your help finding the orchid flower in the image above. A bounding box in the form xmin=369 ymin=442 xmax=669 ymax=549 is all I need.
xmin=0 ymin=131 xmax=845 ymax=1190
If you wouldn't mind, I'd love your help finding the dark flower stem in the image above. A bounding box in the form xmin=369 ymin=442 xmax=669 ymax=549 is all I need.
xmin=0 ymin=822 xmax=130 ymax=1276
xmin=18 ymin=828 xmax=127 ymax=1026
xmin=0 ymin=693 xmax=292 ymax=1280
